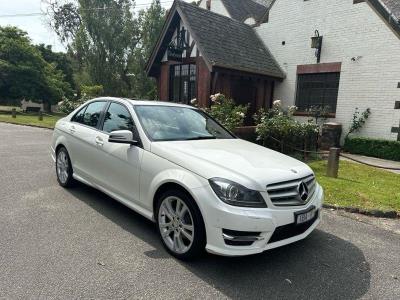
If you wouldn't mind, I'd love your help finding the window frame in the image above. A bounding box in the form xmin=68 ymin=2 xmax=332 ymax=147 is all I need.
xmin=295 ymin=72 xmax=341 ymax=116
xmin=169 ymin=63 xmax=197 ymax=104
xmin=71 ymin=100 xmax=108 ymax=130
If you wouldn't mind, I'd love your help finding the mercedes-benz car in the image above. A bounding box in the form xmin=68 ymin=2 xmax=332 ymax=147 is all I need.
xmin=51 ymin=97 xmax=323 ymax=259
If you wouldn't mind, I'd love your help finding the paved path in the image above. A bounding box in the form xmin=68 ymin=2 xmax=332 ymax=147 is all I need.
xmin=0 ymin=123 xmax=399 ymax=299
xmin=341 ymin=153 xmax=400 ymax=174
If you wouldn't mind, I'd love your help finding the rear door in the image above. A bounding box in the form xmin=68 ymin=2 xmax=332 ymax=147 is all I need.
xmin=94 ymin=102 xmax=143 ymax=204
xmin=67 ymin=101 xmax=107 ymax=183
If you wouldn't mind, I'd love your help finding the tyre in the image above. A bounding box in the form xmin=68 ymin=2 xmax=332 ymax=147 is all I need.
xmin=56 ymin=147 xmax=75 ymax=188
xmin=156 ymin=189 xmax=206 ymax=260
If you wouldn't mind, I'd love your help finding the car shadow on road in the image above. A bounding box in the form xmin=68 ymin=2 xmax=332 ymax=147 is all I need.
xmin=67 ymin=183 xmax=371 ymax=300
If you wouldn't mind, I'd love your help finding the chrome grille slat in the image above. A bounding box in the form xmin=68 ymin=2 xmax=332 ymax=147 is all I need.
xmin=266 ymin=174 xmax=316 ymax=207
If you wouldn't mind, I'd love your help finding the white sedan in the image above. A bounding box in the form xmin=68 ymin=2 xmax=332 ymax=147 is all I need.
xmin=51 ymin=97 xmax=324 ymax=259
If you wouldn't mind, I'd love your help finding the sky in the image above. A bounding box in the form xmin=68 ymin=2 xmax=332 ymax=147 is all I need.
xmin=0 ymin=0 xmax=179 ymax=52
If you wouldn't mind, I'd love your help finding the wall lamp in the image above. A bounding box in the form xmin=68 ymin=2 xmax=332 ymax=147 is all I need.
xmin=311 ymin=30 xmax=323 ymax=63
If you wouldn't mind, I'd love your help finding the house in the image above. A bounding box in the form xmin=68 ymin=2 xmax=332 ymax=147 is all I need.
xmin=146 ymin=0 xmax=400 ymax=141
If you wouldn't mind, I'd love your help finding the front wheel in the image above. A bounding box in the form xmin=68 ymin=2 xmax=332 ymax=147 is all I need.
xmin=56 ymin=147 xmax=75 ymax=188
xmin=156 ymin=189 xmax=206 ymax=260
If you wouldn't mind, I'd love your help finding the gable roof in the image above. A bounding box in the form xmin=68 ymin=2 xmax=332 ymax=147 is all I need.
xmin=220 ymin=0 xmax=272 ymax=23
xmin=146 ymin=0 xmax=285 ymax=79
xmin=379 ymin=0 xmax=400 ymax=20
xmin=368 ymin=0 xmax=400 ymax=37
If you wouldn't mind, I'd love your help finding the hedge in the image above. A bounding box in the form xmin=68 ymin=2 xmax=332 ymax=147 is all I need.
xmin=344 ymin=137 xmax=400 ymax=161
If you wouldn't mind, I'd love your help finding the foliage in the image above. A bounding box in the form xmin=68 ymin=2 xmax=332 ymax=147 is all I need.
xmin=309 ymin=160 xmax=400 ymax=213
xmin=58 ymin=84 xmax=103 ymax=114
xmin=46 ymin=0 xmax=165 ymax=99
xmin=204 ymin=93 xmax=248 ymax=131
xmin=306 ymin=105 xmax=331 ymax=127
xmin=35 ymin=44 xmax=75 ymax=96
xmin=0 ymin=26 xmax=72 ymax=107
xmin=346 ymin=107 xmax=371 ymax=138
xmin=81 ymin=85 xmax=103 ymax=97
xmin=128 ymin=0 xmax=166 ymax=99
xmin=344 ymin=137 xmax=400 ymax=162
xmin=255 ymin=100 xmax=319 ymax=153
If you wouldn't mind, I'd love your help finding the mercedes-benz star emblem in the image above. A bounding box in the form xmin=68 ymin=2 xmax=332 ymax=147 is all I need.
xmin=297 ymin=181 xmax=309 ymax=202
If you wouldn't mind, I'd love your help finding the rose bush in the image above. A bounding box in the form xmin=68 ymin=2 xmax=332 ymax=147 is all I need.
xmin=205 ymin=93 xmax=248 ymax=131
xmin=254 ymin=101 xmax=319 ymax=154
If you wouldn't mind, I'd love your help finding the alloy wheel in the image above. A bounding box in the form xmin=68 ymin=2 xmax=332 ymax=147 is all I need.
xmin=158 ymin=196 xmax=195 ymax=254
xmin=56 ymin=150 xmax=69 ymax=184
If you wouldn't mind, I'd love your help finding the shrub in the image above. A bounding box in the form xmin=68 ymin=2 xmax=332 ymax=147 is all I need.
xmin=346 ymin=108 xmax=371 ymax=138
xmin=255 ymin=100 xmax=319 ymax=154
xmin=205 ymin=93 xmax=248 ymax=131
xmin=344 ymin=137 xmax=400 ymax=161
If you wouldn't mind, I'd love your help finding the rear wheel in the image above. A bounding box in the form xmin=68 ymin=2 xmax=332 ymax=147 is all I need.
xmin=156 ymin=189 xmax=206 ymax=260
xmin=56 ymin=147 xmax=75 ymax=188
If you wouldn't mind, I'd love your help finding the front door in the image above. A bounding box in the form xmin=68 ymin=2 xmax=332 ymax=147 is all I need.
xmin=95 ymin=102 xmax=143 ymax=204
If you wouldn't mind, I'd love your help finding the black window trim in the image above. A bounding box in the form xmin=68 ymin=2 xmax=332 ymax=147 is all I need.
xmin=169 ymin=63 xmax=197 ymax=104
xmin=295 ymin=72 xmax=341 ymax=114
xmin=98 ymin=100 xmax=143 ymax=147
xmin=70 ymin=100 xmax=108 ymax=131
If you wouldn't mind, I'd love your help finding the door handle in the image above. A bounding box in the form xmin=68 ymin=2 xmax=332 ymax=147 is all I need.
xmin=95 ymin=136 xmax=104 ymax=146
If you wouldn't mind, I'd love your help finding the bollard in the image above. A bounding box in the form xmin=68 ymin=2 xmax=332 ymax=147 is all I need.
xmin=327 ymin=147 xmax=341 ymax=178
xmin=38 ymin=111 xmax=43 ymax=121
xmin=12 ymin=108 xmax=16 ymax=118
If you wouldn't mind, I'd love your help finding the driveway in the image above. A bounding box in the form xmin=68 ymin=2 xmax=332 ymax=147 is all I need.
xmin=0 ymin=123 xmax=399 ymax=299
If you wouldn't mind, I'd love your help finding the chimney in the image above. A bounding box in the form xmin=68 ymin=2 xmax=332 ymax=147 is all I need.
xmin=206 ymin=0 xmax=211 ymax=10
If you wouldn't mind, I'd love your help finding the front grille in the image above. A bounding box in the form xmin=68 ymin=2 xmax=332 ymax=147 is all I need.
xmin=266 ymin=174 xmax=316 ymax=206
xmin=268 ymin=210 xmax=319 ymax=244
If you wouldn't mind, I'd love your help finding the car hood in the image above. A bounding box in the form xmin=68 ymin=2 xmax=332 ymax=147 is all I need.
xmin=150 ymin=139 xmax=314 ymax=191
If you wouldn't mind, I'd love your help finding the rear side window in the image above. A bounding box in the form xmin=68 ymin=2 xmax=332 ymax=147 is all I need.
xmin=71 ymin=106 xmax=86 ymax=124
xmin=102 ymin=103 xmax=134 ymax=133
xmin=72 ymin=101 xmax=106 ymax=128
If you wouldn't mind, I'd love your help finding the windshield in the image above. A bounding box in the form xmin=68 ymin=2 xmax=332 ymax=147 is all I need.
xmin=134 ymin=105 xmax=235 ymax=141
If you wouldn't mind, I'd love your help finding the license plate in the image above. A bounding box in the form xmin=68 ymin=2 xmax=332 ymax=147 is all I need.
xmin=296 ymin=208 xmax=316 ymax=224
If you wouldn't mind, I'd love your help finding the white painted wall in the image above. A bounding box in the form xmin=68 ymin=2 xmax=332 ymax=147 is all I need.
xmin=198 ymin=0 xmax=231 ymax=18
xmin=256 ymin=0 xmax=400 ymax=140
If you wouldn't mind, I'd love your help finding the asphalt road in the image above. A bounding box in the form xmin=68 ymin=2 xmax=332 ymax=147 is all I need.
xmin=0 ymin=122 xmax=399 ymax=299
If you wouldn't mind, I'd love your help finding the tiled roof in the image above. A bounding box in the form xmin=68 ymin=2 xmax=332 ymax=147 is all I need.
xmin=379 ymin=0 xmax=400 ymax=20
xmin=220 ymin=0 xmax=272 ymax=22
xmin=177 ymin=0 xmax=284 ymax=78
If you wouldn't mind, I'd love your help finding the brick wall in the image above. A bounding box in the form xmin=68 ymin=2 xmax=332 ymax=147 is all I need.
xmin=255 ymin=0 xmax=400 ymax=140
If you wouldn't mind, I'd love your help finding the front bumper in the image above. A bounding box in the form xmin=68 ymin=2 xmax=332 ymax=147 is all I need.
xmin=192 ymin=183 xmax=324 ymax=256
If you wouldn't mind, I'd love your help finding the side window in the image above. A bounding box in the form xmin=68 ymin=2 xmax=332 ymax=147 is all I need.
xmin=71 ymin=106 xmax=87 ymax=124
xmin=82 ymin=101 xmax=106 ymax=128
xmin=102 ymin=102 xmax=134 ymax=133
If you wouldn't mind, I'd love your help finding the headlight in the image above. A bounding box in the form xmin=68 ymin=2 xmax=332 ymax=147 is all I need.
xmin=209 ymin=178 xmax=267 ymax=208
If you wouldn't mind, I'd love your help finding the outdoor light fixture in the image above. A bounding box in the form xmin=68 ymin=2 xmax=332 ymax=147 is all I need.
xmin=311 ymin=30 xmax=323 ymax=63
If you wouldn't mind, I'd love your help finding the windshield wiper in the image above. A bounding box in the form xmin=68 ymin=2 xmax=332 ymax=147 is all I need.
xmin=184 ymin=136 xmax=217 ymax=140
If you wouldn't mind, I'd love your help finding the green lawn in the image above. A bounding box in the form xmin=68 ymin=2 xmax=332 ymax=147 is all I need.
xmin=309 ymin=160 xmax=400 ymax=213
xmin=0 ymin=113 xmax=62 ymax=129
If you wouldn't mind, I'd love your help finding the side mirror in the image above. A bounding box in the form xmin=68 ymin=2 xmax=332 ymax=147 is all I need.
xmin=108 ymin=130 xmax=139 ymax=146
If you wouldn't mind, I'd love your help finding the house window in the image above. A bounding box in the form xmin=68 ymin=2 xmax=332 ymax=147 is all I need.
xmin=169 ymin=64 xmax=196 ymax=104
xmin=295 ymin=72 xmax=340 ymax=113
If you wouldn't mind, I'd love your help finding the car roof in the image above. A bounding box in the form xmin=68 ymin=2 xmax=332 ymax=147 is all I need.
xmin=91 ymin=97 xmax=193 ymax=109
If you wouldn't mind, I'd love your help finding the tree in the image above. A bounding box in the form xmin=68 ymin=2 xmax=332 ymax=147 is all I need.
xmin=45 ymin=0 xmax=166 ymax=99
xmin=128 ymin=0 xmax=166 ymax=99
xmin=36 ymin=43 xmax=75 ymax=97
xmin=46 ymin=0 xmax=141 ymax=96
xmin=0 ymin=26 xmax=72 ymax=108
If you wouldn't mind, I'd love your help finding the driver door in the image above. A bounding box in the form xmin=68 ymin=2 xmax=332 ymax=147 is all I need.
xmin=94 ymin=102 xmax=143 ymax=204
